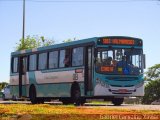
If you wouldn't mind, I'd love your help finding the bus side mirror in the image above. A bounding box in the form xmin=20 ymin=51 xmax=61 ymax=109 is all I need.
xmin=142 ymin=54 xmax=146 ymax=69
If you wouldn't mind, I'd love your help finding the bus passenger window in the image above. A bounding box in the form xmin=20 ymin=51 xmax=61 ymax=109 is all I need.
xmin=64 ymin=55 xmax=70 ymax=67
xmin=49 ymin=51 xmax=58 ymax=69
xmin=59 ymin=50 xmax=65 ymax=67
xmin=38 ymin=53 xmax=47 ymax=70
xmin=22 ymin=57 xmax=27 ymax=73
xmin=72 ymin=47 xmax=84 ymax=66
xmin=12 ymin=57 xmax=19 ymax=73
xmin=59 ymin=49 xmax=71 ymax=68
xmin=29 ymin=54 xmax=37 ymax=71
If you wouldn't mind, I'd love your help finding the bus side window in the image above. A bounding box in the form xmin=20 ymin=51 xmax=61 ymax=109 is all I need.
xmin=64 ymin=54 xmax=70 ymax=67
xmin=49 ymin=51 xmax=58 ymax=69
xmin=59 ymin=50 xmax=65 ymax=68
xmin=22 ymin=57 xmax=27 ymax=73
xmin=29 ymin=54 xmax=37 ymax=71
xmin=59 ymin=49 xmax=71 ymax=68
xmin=38 ymin=52 xmax=48 ymax=70
xmin=12 ymin=57 xmax=19 ymax=73
xmin=72 ymin=47 xmax=84 ymax=66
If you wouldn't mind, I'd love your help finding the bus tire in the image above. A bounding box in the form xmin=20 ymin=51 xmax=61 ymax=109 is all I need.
xmin=80 ymin=98 xmax=86 ymax=106
xmin=29 ymin=85 xmax=38 ymax=104
xmin=112 ymin=98 xmax=124 ymax=106
xmin=71 ymin=83 xmax=81 ymax=106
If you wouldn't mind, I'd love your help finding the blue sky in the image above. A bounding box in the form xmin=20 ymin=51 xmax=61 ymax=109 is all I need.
xmin=0 ymin=0 xmax=160 ymax=82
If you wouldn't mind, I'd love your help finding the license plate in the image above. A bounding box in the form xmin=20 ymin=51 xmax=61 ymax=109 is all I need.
xmin=118 ymin=89 xmax=128 ymax=93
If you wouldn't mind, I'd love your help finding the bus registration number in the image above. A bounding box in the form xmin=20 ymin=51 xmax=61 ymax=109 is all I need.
xmin=118 ymin=89 xmax=128 ymax=93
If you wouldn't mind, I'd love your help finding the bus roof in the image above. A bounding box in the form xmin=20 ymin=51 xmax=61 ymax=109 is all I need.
xmin=11 ymin=36 xmax=142 ymax=56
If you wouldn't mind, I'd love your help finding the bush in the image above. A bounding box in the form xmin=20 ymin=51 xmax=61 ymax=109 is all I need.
xmin=0 ymin=92 xmax=3 ymax=98
xmin=142 ymin=79 xmax=160 ymax=104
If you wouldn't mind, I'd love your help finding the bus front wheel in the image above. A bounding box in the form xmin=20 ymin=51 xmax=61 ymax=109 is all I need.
xmin=112 ymin=98 xmax=124 ymax=106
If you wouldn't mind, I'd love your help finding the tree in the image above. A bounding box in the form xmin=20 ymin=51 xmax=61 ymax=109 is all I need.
xmin=0 ymin=82 xmax=8 ymax=91
xmin=63 ymin=38 xmax=76 ymax=43
xmin=142 ymin=79 xmax=160 ymax=104
xmin=145 ymin=64 xmax=160 ymax=81
xmin=15 ymin=35 xmax=54 ymax=51
xmin=142 ymin=64 xmax=160 ymax=104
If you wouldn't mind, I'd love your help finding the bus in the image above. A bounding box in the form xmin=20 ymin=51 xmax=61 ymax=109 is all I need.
xmin=10 ymin=36 xmax=145 ymax=105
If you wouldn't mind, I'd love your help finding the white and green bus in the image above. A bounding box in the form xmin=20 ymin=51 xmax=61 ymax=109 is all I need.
xmin=10 ymin=36 xmax=145 ymax=105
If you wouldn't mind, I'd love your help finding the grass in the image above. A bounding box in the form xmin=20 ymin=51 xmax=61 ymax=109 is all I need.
xmin=87 ymin=100 xmax=111 ymax=105
xmin=0 ymin=104 xmax=160 ymax=120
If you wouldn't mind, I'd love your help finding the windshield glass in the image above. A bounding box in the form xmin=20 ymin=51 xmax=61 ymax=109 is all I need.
xmin=96 ymin=48 xmax=143 ymax=75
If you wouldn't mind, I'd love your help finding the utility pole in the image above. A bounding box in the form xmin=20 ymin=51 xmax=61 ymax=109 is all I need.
xmin=22 ymin=0 xmax=25 ymax=44
xmin=19 ymin=0 xmax=25 ymax=98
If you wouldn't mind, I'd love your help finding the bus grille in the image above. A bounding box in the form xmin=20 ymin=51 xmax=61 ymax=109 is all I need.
xmin=107 ymin=77 xmax=138 ymax=81
xmin=110 ymin=85 xmax=134 ymax=87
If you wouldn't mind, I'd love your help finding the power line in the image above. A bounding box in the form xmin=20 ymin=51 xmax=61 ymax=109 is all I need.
xmin=0 ymin=0 xmax=159 ymax=2
xmin=32 ymin=0 xmax=160 ymax=3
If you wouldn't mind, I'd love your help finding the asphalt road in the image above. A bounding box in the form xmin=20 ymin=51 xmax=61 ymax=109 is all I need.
xmin=89 ymin=104 xmax=160 ymax=111
xmin=0 ymin=98 xmax=160 ymax=111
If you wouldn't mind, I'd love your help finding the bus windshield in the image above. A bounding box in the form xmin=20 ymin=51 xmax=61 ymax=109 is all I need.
xmin=96 ymin=48 xmax=143 ymax=75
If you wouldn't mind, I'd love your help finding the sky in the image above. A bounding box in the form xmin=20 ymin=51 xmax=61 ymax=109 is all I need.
xmin=0 ymin=0 xmax=160 ymax=82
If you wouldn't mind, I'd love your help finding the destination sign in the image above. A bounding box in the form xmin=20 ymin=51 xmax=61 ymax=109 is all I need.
xmin=102 ymin=38 xmax=135 ymax=45
xmin=100 ymin=66 xmax=114 ymax=72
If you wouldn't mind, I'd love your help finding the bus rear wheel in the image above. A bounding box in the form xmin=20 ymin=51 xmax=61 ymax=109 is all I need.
xmin=112 ymin=98 xmax=124 ymax=106
xmin=80 ymin=98 xmax=86 ymax=106
xmin=29 ymin=85 xmax=38 ymax=104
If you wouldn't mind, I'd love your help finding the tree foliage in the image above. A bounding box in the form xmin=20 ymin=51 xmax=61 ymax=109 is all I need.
xmin=0 ymin=82 xmax=8 ymax=91
xmin=145 ymin=64 xmax=160 ymax=81
xmin=142 ymin=79 xmax=160 ymax=104
xmin=15 ymin=35 xmax=54 ymax=51
xmin=142 ymin=64 xmax=160 ymax=104
xmin=63 ymin=38 xmax=76 ymax=43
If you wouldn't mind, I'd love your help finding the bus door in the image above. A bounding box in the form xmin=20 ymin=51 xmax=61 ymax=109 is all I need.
xmin=19 ymin=56 xmax=27 ymax=97
xmin=85 ymin=46 xmax=93 ymax=95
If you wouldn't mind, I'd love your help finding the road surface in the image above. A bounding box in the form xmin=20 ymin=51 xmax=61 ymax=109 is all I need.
xmin=0 ymin=98 xmax=160 ymax=111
